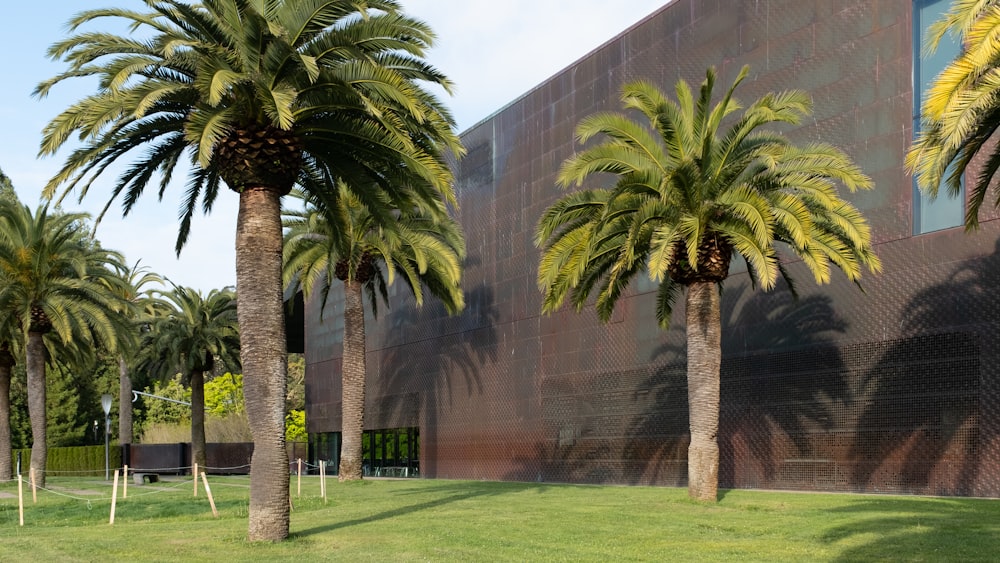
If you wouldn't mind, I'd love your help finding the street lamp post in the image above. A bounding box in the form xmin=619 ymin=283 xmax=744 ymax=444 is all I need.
xmin=101 ymin=394 xmax=112 ymax=480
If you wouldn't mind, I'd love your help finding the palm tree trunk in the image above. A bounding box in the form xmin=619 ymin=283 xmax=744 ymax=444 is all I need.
xmin=118 ymin=356 xmax=133 ymax=445
xmin=26 ymin=331 xmax=47 ymax=488
xmin=236 ymin=185 xmax=289 ymax=542
xmin=339 ymin=280 xmax=366 ymax=481
xmin=685 ymin=280 xmax=720 ymax=502
xmin=191 ymin=369 xmax=207 ymax=469
xmin=0 ymin=351 xmax=12 ymax=481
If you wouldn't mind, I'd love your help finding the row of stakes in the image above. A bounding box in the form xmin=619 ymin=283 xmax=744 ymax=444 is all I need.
xmin=14 ymin=459 xmax=334 ymax=526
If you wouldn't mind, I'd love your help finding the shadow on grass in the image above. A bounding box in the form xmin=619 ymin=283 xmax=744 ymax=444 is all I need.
xmin=821 ymin=498 xmax=1000 ymax=562
xmin=292 ymin=482 xmax=521 ymax=538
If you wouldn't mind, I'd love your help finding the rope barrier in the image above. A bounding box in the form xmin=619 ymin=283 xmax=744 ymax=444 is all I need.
xmin=201 ymin=464 xmax=250 ymax=472
xmin=2 ymin=465 xmax=351 ymax=528
xmin=32 ymin=485 xmax=110 ymax=504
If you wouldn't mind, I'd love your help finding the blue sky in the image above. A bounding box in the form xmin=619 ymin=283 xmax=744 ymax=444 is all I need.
xmin=0 ymin=1 xmax=668 ymax=291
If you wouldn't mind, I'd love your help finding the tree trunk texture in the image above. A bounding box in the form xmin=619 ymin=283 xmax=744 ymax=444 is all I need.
xmin=191 ymin=369 xmax=207 ymax=469
xmin=0 ymin=358 xmax=11 ymax=481
xmin=685 ymin=281 xmax=721 ymax=502
xmin=118 ymin=356 xmax=133 ymax=445
xmin=26 ymin=332 xmax=47 ymax=488
xmin=339 ymin=280 xmax=367 ymax=481
xmin=236 ymin=186 xmax=289 ymax=542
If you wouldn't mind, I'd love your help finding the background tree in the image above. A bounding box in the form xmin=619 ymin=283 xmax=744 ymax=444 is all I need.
xmin=0 ymin=202 xmax=128 ymax=486
xmin=110 ymin=262 xmax=163 ymax=445
xmin=46 ymin=362 xmax=88 ymax=447
xmin=0 ymin=340 xmax=14 ymax=480
xmin=536 ymin=66 xmax=881 ymax=502
xmin=141 ymin=375 xmax=191 ymax=428
xmin=0 ymin=168 xmax=18 ymax=479
xmin=0 ymin=166 xmax=13 ymax=195
xmin=205 ymin=372 xmax=245 ymax=417
xmin=38 ymin=0 xmax=461 ymax=541
xmin=907 ymin=0 xmax=1000 ymax=228
xmin=283 ymin=185 xmax=465 ymax=480
xmin=286 ymin=354 xmax=305 ymax=416
xmin=140 ymin=286 xmax=240 ymax=468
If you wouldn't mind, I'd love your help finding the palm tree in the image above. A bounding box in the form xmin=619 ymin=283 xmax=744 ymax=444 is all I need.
xmin=536 ymin=66 xmax=881 ymax=502
xmin=141 ymin=285 xmax=240 ymax=469
xmin=283 ymin=185 xmax=464 ymax=480
xmin=0 ymin=202 xmax=129 ymax=487
xmin=110 ymin=262 xmax=163 ymax=446
xmin=36 ymin=0 xmax=460 ymax=541
xmin=906 ymin=0 xmax=1000 ymax=228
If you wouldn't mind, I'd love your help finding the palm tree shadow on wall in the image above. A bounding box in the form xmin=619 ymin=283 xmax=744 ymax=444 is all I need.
xmin=847 ymin=240 xmax=1000 ymax=495
xmin=625 ymin=280 xmax=852 ymax=490
xmin=378 ymin=282 xmax=499 ymax=478
xmin=501 ymin=279 xmax=852 ymax=488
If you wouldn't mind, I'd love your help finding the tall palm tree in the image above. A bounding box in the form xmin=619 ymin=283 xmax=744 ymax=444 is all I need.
xmin=110 ymin=262 xmax=163 ymax=446
xmin=536 ymin=66 xmax=881 ymax=502
xmin=36 ymin=0 xmax=460 ymax=540
xmin=141 ymin=286 xmax=240 ymax=468
xmin=906 ymin=0 xmax=1000 ymax=228
xmin=0 ymin=202 xmax=129 ymax=487
xmin=283 ymin=185 xmax=464 ymax=480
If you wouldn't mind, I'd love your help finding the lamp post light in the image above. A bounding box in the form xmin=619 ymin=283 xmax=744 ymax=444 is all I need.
xmin=101 ymin=394 xmax=112 ymax=480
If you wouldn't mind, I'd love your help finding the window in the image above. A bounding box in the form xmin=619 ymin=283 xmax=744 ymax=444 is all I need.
xmin=913 ymin=0 xmax=964 ymax=234
xmin=363 ymin=427 xmax=420 ymax=477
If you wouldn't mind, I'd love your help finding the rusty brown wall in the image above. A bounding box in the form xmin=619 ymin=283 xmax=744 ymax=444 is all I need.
xmin=304 ymin=0 xmax=1000 ymax=496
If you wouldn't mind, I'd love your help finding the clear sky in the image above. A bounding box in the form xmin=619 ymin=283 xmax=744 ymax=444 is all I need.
xmin=0 ymin=1 xmax=668 ymax=291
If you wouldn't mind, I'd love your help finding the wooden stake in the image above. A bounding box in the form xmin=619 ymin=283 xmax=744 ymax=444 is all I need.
xmin=193 ymin=462 xmax=199 ymax=497
xmin=297 ymin=458 xmax=302 ymax=498
xmin=123 ymin=465 xmax=129 ymax=499
xmin=320 ymin=460 xmax=327 ymax=503
xmin=200 ymin=472 xmax=218 ymax=518
xmin=17 ymin=475 xmax=24 ymax=526
xmin=110 ymin=469 xmax=120 ymax=525
xmin=30 ymin=468 xmax=36 ymax=504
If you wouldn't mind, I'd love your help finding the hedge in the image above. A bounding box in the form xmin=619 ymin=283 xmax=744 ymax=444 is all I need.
xmin=11 ymin=445 xmax=123 ymax=477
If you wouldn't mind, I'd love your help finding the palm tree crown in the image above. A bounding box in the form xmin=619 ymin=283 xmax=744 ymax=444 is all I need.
xmin=906 ymin=0 xmax=1000 ymax=229
xmin=0 ymin=203 xmax=129 ymax=348
xmin=36 ymin=0 xmax=462 ymax=250
xmin=538 ymin=66 xmax=881 ymax=326
xmin=536 ymin=66 xmax=880 ymax=503
xmin=283 ymin=185 xmax=466 ymax=318
xmin=143 ymin=286 xmax=240 ymax=380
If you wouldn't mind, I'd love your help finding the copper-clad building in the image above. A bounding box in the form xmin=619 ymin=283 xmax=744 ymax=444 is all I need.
xmin=302 ymin=0 xmax=1000 ymax=496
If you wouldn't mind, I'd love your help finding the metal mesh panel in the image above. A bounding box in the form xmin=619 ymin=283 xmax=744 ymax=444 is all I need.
xmin=303 ymin=0 xmax=1000 ymax=496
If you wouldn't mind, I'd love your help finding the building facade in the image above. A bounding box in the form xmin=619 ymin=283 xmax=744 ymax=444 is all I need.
xmin=304 ymin=0 xmax=1000 ymax=496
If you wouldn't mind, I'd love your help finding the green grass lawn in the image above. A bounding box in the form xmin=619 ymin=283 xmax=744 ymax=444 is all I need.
xmin=0 ymin=475 xmax=997 ymax=561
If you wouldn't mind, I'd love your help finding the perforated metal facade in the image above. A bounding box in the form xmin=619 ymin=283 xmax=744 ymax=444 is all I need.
xmin=304 ymin=0 xmax=1000 ymax=496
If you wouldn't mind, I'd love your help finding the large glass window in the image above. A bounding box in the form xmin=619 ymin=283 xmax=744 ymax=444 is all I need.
xmin=363 ymin=427 xmax=420 ymax=477
xmin=309 ymin=431 xmax=341 ymax=474
xmin=308 ymin=427 xmax=420 ymax=477
xmin=913 ymin=0 xmax=964 ymax=234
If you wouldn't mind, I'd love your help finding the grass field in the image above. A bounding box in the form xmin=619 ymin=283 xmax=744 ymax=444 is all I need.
xmin=1 ymin=474 xmax=998 ymax=561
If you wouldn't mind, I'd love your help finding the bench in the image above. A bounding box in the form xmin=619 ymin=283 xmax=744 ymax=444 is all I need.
xmin=133 ymin=472 xmax=160 ymax=485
